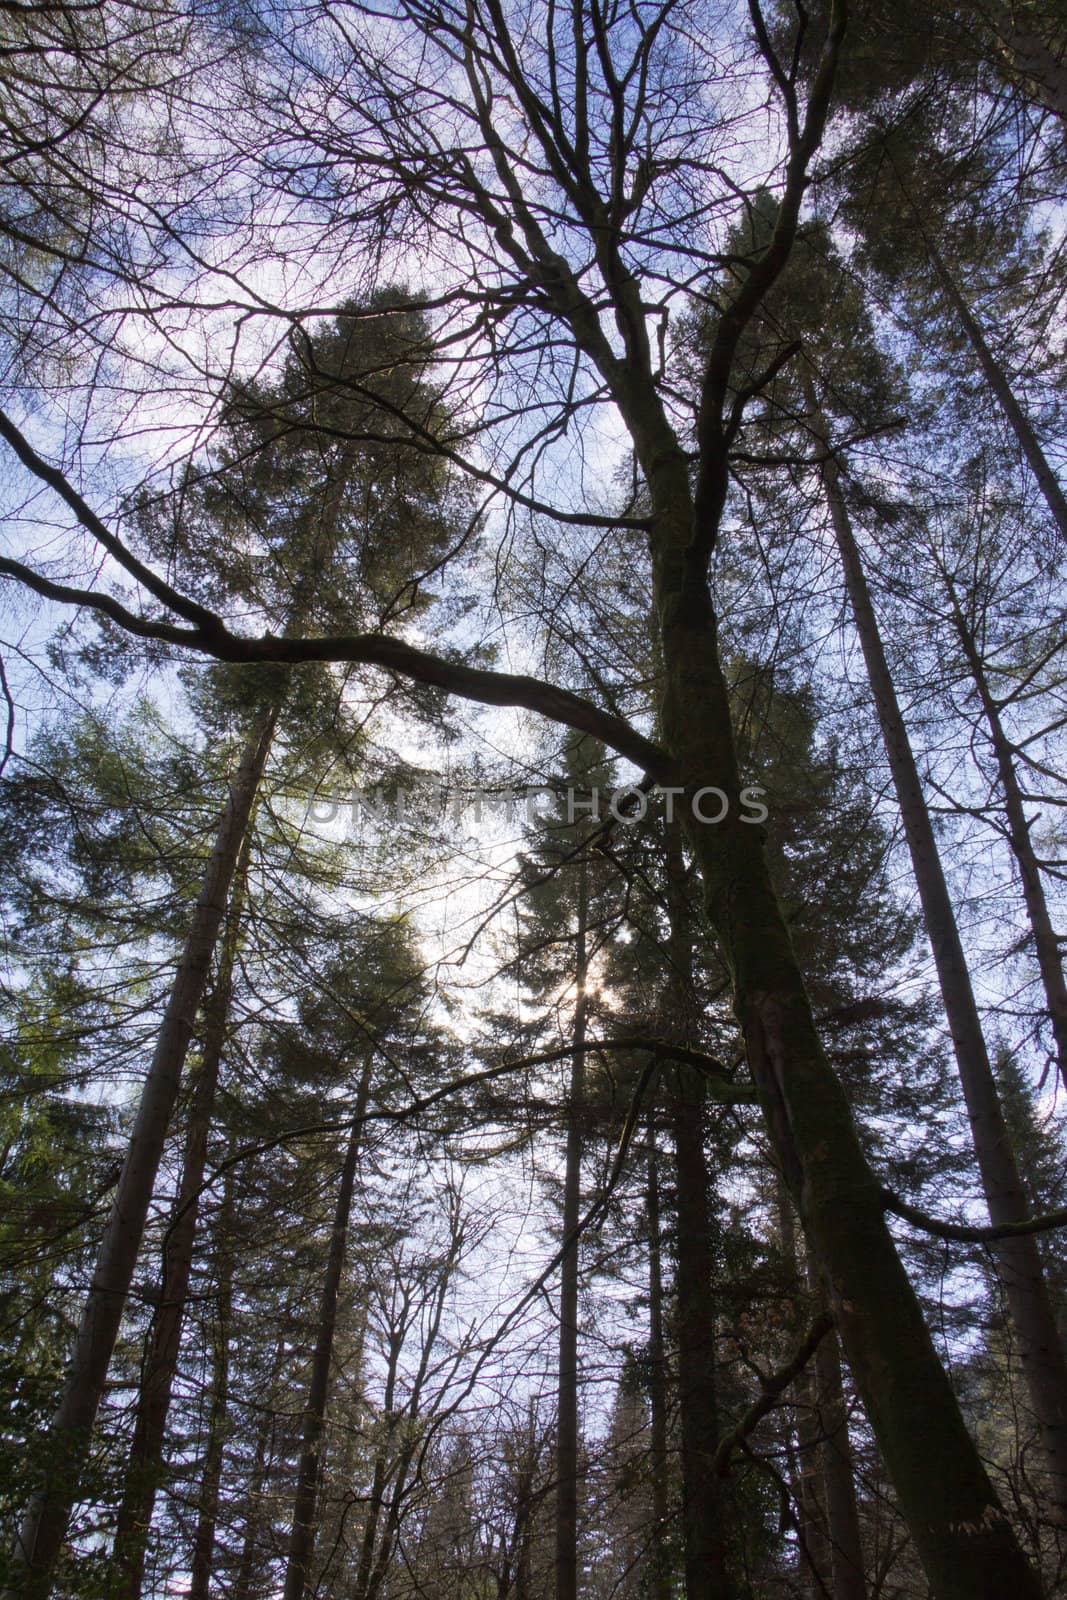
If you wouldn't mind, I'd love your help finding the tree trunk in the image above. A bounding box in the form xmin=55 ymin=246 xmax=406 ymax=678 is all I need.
xmin=989 ymin=12 xmax=1067 ymax=127
xmin=187 ymin=1171 xmax=235 ymax=1600
xmin=353 ymin=1321 xmax=404 ymax=1600
xmin=946 ymin=586 xmax=1067 ymax=1087
xmin=628 ymin=397 xmax=1046 ymax=1591
xmin=645 ymin=1129 xmax=673 ymax=1600
xmin=8 ymin=705 xmax=279 ymax=1599
xmin=281 ymin=1055 xmax=373 ymax=1600
xmin=555 ymin=854 xmax=588 ymax=1600
xmin=804 ymin=384 xmax=1067 ymax=1522
xmin=232 ymin=1357 xmax=281 ymax=1600
xmin=112 ymin=813 xmax=258 ymax=1599
xmin=803 ymin=1251 xmax=867 ymax=1600
xmin=924 ymin=237 xmax=1067 ymax=542
xmin=777 ymin=1184 xmax=833 ymax=1600
xmin=812 ymin=1323 xmax=866 ymax=1600
xmin=663 ymin=818 xmax=734 ymax=1600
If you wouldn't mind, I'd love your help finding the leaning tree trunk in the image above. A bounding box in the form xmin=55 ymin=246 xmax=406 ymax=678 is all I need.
xmin=946 ymin=585 xmax=1067 ymax=1087
xmin=804 ymin=385 xmax=1067 ymax=1522
xmin=662 ymin=819 xmax=733 ymax=1600
xmin=555 ymin=854 xmax=588 ymax=1600
xmin=625 ymin=392 xmax=1046 ymax=1593
xmin=923 ymin=236 xmax=1067 ymax=542
xmin=281 ymin=1055 xmax=373 ymax=1600
xmin=7 ymin=705 xmax=279 ymax=1599
xmin=112 ymin=815 xmax=259 ymax=1599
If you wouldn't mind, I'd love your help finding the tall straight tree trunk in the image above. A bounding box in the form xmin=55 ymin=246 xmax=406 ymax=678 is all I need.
xmin=353 ymin=1321 xmax=405 ymax=1600
xmin=811 ymin=1323 xmax=866 ymax=1600
xmin=803 ymin=1255 xmax=867 ymax=1600
xmin=509 ymin=1436 xmax=535 ymax=1600
xmin=113 ymin=811 xmax=259 ymax=1599
xmin=555 ymin=854 xmax=588 ymax=1600
xmin=803 ymin=382 xmax=1067 ymax=1520
xmin=617 ymin=378 xmax=1046 ymax=1590
xmin=777 ymin=1184 xmax=832 ymax=1600
xmin=944 ymin=583 xmax=1067 ymax=1086
xmin=281 ymin=1055 xmax=373 ymax=1600
xmin=662 ymin=818 xmax=733 ymax=1600
xmin=644 ymin=1128 xmax=673 ymax=1600
xmin=187 ymin=1171 xmax=235 ymax=1600
xmin=232 ymin=1346 xmax=284 ymax=1600
xmin=8 ymin=705 xmax=279 ymax=1599
xmin=922 ymin=237 xmax=1067 ymax=542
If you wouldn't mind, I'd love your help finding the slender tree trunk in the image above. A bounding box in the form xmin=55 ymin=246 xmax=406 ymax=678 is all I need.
xmin=8 ymin=706 xmax=279 ymax=1598
xmin=232 ymin=1363 xmax=281 ymax=1600
xmin=777 ymin=1184 xmax=832 ymax=1600
xmin=946 ymin=588 xmax=1067 ymax=1086
xmin=628 ymin=397 xmax=1045 ymax=1590
xmin=801 ymin=1248 xmax=867 ymax=1600
xmin=555 ymin=855 xmax=588 ymax=1600
xmin=923 ymin=237 xmax=1067 ymax=541
xmin=804 ymin=384 xmax=1067 ymax=1521
xmin=645 ymin=1129 xmax=673 ymax=1600
xmin=281 ymin=1055 xmax=373 ymax=1600
xmin=510 ymin=1446 xmax=535 ymax=1600
xmin=112 ymin=810 xmax=259 ymax=1598
xmin=187 ymin=1171 xmax=235 ymax=1600
xmin=353 ymin=1454 xmax=387 ymax=1600
xmin=811 ymin=1315 xmax=866 ymax=1600
xmin=353 ymin=1324 xmax=404 ymax=1600
xmin=663 ymin=818 xmax=734 ymax=1600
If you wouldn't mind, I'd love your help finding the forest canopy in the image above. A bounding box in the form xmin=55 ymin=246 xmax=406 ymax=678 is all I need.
xmin=1 ymin=2 xmax=1066 ymax=1597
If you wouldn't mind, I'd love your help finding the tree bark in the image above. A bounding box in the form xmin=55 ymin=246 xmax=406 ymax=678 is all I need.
xmin=804 ymin=384 xmax=1067 ymax=1523
xmin=112 ymin=810 xmax=258 ymax=1599
xmin=281 ymin=1055 xmax=373 ymax=1600
xmin=555 ymin=854 xmax=588 ymax=1600
xmin=8 ymin=705 xmax=279 ymax=1598
xmin=945 ymin=584 xmax=1067 ymax=1088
